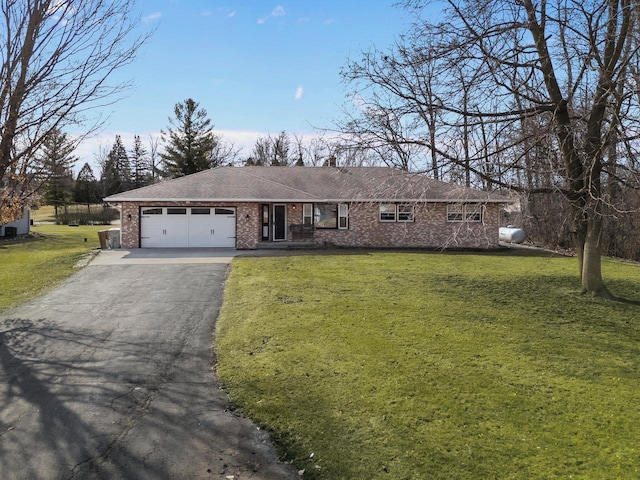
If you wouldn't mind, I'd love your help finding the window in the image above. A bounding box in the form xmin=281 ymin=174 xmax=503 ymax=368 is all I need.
xmin=167 ymin=208 xmax=187 ymax=215
xmin=447 ymin=204 xmax=464 ymax=222
xmin=215 ymin=208 xmax=235 ymax=216
xmin=191 ymin=208 xmax=210 ymax=215
xmin=314 ymin=204 xmax=337 ymax=228
xmin=380 ymin=204 xmax=414 ymax=223
xmin=447 ymin=203 xmax=483 ymax=222
xmin=379 ymin=204 xmax=396 ymax=222
xmin=303 ymin=204 xmax=313 ymax=226
xmin=465 ymin=203 xmax=482 ymax=222
xmin=398 ymin=204 xmax=414 ymax=222
xmin=142 ymin=208 xmax=162 ymax=215
xmin=338 ymin=204 xmax=349 ymax=229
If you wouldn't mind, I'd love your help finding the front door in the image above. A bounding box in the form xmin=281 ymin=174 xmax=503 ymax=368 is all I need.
xmin=273 ymin=204 xmax=287 ymax=241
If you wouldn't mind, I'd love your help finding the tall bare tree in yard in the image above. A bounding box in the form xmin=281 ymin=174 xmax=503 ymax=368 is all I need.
xmin=341 ymin=0 xmax=640 ymax=299
xmin=0 ymin=0 xmax=148 ymax=225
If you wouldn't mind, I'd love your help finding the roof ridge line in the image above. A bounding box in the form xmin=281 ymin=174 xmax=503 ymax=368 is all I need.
xmin=237 ymin=167 xmax=323 ymax=200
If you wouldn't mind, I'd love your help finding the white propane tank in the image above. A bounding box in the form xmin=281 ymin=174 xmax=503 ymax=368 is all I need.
xmin=499 ymin=225 xmax=526 ymax=244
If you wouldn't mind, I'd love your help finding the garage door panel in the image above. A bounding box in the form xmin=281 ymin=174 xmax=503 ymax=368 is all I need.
xmin=141 ymin=209 xmax=165 ymax=248
xmin=140 ymin=207 xmax=236 ymax=248
xmin=211 ymin=208 xmax=236 ymax=247
xmin=188 ymin=209 xmax=216 ymax=247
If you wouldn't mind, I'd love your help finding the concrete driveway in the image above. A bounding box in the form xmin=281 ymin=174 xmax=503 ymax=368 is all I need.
xmin=0 ymin=249 xmax=298 ymax=480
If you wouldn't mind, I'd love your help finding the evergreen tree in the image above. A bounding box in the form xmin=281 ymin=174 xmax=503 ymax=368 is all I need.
xmin=101 ymin=135 xmax=132 ymax=196
xmin=160 ymin=98 xmax=219 ymax=178
xmin=130 ymin=134 xmax=151 ymax=188
xmin=74 ymin=162 xmax=101 ymax=204
xmin=36 ymin=128 xmax=77 ymax=216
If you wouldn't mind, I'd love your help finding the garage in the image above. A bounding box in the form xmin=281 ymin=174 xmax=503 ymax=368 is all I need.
xmin=140 ymin=207 xmax=236 ymax=248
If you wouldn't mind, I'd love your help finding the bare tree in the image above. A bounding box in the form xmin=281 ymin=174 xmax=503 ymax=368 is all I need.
xmin=246 ymin=131 xmax=292 ymax=166
xmin=148 ymin=134 xmax=160 ymax=182
xmin=340 ymin=0 xmax=640 ymax=299
xmin=0 ymin=0 xmax=150 ymax=224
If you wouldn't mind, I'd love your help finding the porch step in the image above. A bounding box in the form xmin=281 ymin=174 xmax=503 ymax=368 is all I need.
xmin=256 ymin=241 xmax=323 ymax=250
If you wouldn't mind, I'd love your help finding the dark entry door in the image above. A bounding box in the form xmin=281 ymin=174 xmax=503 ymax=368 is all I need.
xmin=273 ymin=204 xmax=286 ymax=241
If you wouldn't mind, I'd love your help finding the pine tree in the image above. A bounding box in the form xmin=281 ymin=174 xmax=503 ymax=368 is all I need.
xmin=36 ymin=128 xmax=77 ymax=216
xmin=130 ymin=135 xmax=151 ymax=188
xmin=74 ymin=162 xmax=101 ymax=204
xmin=101 ymin=135 xmax=132 ymax=196
xmin=160 ymin=98 xmax=219 ymax=178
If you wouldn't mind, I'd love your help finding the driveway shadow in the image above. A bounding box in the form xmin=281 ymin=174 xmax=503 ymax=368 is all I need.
xmin=0 ymin=263 xmax=297 ymax=480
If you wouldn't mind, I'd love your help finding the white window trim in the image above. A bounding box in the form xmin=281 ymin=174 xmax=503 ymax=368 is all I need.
xmin=302 ymin=203 xmax=313 ymax=225
xmin=397 ymin=204 xmax=415 ymax=223
xmin=379 ymin=204 xmax=396 ymax=222
xmin=338 ymin=203 xmax=349 ymax=230
xmin=447 ymin=203 xmax=483 ymax=223
xmin=380 ymin=204 xmax=415 ymax=223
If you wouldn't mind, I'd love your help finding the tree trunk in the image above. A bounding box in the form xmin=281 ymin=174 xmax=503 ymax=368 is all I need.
xmin=577 ymin=206 xmax=614 ymax=299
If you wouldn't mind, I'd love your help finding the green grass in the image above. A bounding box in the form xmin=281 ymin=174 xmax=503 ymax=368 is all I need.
xmin=30 ymin=204 xmax=57 ymax=222
xmin=0 ymin=224 xmax=103 ymax=311
xmin=215 ymin=252 xmax=640 ymax=479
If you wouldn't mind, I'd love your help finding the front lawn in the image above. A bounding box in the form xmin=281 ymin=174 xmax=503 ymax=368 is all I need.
xmin=0 ymin=224 xmax=104 ymax=311
xmin=215 ymin=252 xmax=640 ymax=479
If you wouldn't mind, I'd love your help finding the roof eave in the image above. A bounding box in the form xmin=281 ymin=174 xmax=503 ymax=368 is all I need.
xmin=105 ymin=197 xmax=512 ymax=203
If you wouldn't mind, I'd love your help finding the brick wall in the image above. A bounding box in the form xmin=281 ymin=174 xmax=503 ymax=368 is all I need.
xmin=314 ymin=203 xmax=500 ymax=249
xmin=118 ymin=201 xmax=260 ymax=249
xmin=117 ymin=201 xmax=500 ymax=249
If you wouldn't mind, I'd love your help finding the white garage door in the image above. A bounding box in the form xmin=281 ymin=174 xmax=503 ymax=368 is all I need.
xmin=140 ymin=207 xmax=236 ymax=248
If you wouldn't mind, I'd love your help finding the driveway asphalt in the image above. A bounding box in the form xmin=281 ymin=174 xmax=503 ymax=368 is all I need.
xmin=0 ymin=249 xmax=299 ymax=480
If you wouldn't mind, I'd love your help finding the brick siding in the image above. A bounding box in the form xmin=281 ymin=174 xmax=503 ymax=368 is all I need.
xmin=314 ymin=203 xmax=500 ymax=249
xmin=118 ymin=201 xmax=500 ymax=249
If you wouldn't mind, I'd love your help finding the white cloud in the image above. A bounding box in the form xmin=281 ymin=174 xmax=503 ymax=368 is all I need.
xmin=227 ymin=10 xmax=237 ymax=18
xmin=142 ymin=12 xmax=161 ymax=23
xmin=272 ymin=6 xmax=285 ymax=17
xmin=258 ymin=5 xmax=286 ymax=24
xmin=201 ymin=10 xmax=212 ymax=17
xmin=352 ymin=93 xmax=367 ymax=109
xmin=323 ymin=18 xmax=336 ymax=26
xmin=294 ymin=85 xmax=304 ymax=101
xmin=298 ymin=17 xmax=310 ymax=24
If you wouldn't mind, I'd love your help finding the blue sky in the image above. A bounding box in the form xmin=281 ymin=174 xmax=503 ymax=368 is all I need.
xmin=78 ymin=1 xmax=412 ymax=171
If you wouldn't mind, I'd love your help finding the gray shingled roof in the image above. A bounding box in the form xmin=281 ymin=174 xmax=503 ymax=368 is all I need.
xmin=104 ymin=166 xmax=509 ymax=203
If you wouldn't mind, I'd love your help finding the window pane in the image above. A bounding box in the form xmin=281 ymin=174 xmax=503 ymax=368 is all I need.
xmin=142 ymin=208 xmax=162 ymax=215
xmin=465 ymin=204 xmax=482 ymax=222
xmin=303 ymin=204 xmax=313 ymax=225
xmin=215 ymin=208 xmax=235 ymax=215
xmin=380 ymin=204 xmax=396 ymax=222
xmin=338 ymin=203 xmax=348 ymax=229
xmin=191 ymin=208 xmax=210 ymax=215
xmin=447 ymin=204 xmax=464 ymax=222
xmin=314 ymin=204 xmax=337 ymax=228
xmin=398 ymin=204 xmax=414 ymax=222
xmin=167 ymin=208 xmax=187 ymax=215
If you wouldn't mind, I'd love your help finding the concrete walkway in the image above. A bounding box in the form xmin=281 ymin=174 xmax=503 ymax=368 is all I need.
xmin=91 ymin=248 xmax=238 ymax=265
xmin=0 ymin=249 xmax=298 ymax=480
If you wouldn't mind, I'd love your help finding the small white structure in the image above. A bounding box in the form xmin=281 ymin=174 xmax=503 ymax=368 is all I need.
xmin=499 ymin=225 xmax=526 ymax=244
xmin=1 ymin=207 xmax=30 ymax=237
